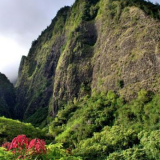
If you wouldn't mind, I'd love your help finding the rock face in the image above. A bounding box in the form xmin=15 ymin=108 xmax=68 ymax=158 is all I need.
xmin=0 ymin=73 xmax=16 ymax=118
xmin=15 ymin=0 xmax=160 ymax=124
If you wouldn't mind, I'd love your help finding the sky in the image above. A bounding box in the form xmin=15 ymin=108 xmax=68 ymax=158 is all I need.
xmin=151 ymin=0 xmax=160 ymax=3
xmin=0 ymin=0 xmax=75 ymax=82
xmin=0 ymin=0 xmax=159 ymax=82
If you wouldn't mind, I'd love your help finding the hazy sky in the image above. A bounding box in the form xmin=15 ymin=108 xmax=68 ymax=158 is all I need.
xmin=151 ymin=0 xmax=160 ymax=3
xmin=0 ymin=0 xmax=75 ymax=82
xmin=0 ymin=0 xmax=159 ymax=82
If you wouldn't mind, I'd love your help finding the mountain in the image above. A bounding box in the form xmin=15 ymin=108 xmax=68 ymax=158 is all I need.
xmin=0 ymin=73 xmax=16 ymax=118
xmin=1 ymin=0 xmax=160 ymax=159
xmin=14 ymin=0 xmax=160 ymax=125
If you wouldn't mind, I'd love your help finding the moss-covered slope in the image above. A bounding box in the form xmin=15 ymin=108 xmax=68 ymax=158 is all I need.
xmin=15 ymin=0 xmax=160 ymax=125
xmin=0 ymin=117 xmax=45 ymax=145
xmin=0 ymin=73 xmax=16 ymax=118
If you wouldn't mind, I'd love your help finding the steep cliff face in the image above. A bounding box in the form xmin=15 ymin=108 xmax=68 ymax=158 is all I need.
xmin=15 ymin=0 xmax=160 ymax=124
xmin=15 ymin=7 xmax=70 ymax=123
xmin=0 ymin=73 xmax=16 ymax=118
xmin=92 ymin=1 xmax=160 ymax=99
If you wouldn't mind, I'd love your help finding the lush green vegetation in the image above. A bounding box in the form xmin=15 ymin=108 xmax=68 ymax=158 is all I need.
xmin=2 ymin=90 xmax=160 ymax=159
xmin=2 ymin=0 xmax=160 ymax=159
xmin=0 ymin=117 xmax=45 ymax=144
xmin=75 ymin=0 xmax=160 ymax=23
xmin=0 ymin=118 xmax=82 ymax=159
xmin=0 ymin=144 xmax=82 ymax=160
xmin=24 ymin=107 xmax=48 ymax=128
xmin=0 ymin=135 xmax=82 ymax=160
xmin=106 ymin=0 xmax=160 ymax=20
xmin=47 ymin=90 xmax=160 ymax=159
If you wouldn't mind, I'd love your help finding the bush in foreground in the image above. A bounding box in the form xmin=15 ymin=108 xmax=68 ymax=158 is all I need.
xmin=1 ymin=135 xmax=82 ymax=160
xmin=0 ymin=117 xmax=45 ymax=144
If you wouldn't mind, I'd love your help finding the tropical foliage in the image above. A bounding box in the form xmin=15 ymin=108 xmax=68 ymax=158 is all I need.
xmin=0 ymin=135 xmax=82 ymax=160
xmin=48 ymin=90 xmax=160 ymax=159
xmin=0 ymin=117 xmax=45 ymax=144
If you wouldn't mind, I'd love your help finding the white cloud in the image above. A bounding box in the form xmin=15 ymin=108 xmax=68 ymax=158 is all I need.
xmin=0 ymin=35 xmax=28 ymax=81
xmin=150 ymin=0 xmax=159 ymax=4
xmin=0 ymin=0 xmax=75 ymax=82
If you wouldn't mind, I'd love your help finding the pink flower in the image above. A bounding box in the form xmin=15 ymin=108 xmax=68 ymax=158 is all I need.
xmin=9 ymin=135 xmax=29 ymax=150
xmin=2 ymin=135 xmax=47 ymax=159
xmin=28 ymin=138 xmax=46 ymax=154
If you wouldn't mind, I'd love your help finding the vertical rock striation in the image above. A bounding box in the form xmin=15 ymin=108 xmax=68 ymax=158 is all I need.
xmin=15 ymin=0 xmax=160 ymax=125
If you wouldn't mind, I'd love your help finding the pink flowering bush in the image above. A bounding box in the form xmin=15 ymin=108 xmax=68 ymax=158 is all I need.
xmin=1 ymin=135 xmax=82 ymax=160
xmin=28 ymin=138 xmax=46 ymax=155
xmin=9 ymin=135 xmax=29 ymax=150
xmin=2 ymin=135 xmax=46 ymax=159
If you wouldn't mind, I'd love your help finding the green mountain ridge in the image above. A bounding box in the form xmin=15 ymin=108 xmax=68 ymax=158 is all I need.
xmin=13 ymin=0 xmax=160 ymax=126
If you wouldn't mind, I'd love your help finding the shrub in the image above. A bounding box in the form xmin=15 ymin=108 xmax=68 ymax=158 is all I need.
xmin=1 ymin=135 xmax=46 ymax=159
xmin=107 ymin=147 xmax=148 ymax=160
xmin=1 ymin=135 xmax=82 ymax=160
xmin=74 ymin=126 xmax=138 ymax=159
xmin=139 ymin=130 xmax=160 ymax=160
xmin=0 ymin=117 xmax=45 ymax=145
